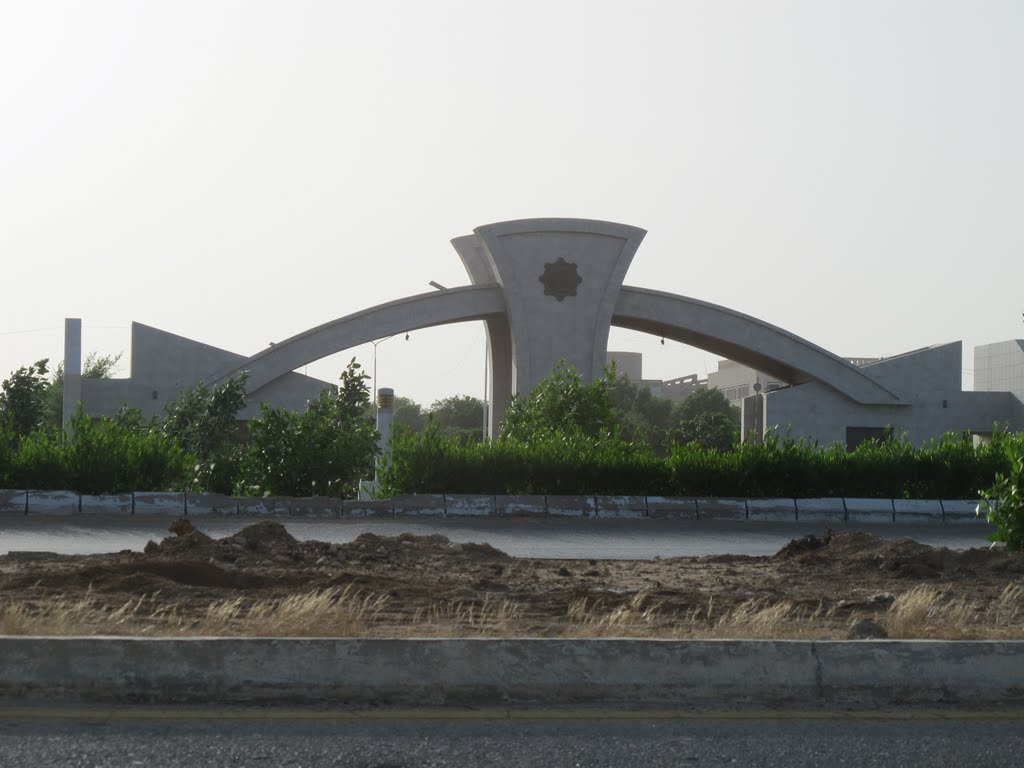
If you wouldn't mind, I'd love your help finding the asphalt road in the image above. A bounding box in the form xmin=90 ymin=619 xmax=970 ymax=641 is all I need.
xmin=1 ymin=714 xmax=1022 ymax=767
xmin=0 ymin=516 xmax=996 ymax=559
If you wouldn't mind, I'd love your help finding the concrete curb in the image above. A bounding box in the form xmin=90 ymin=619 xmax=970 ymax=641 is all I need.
xmin=0 ymin=490 xmax=990 ymax=525
xmin=1 ymin=637 xmax=1021 ymax=710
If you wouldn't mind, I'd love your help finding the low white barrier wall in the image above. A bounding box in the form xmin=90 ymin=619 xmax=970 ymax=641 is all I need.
xmin=0 ymin=489 xmax=988 ymax=523
xmin=0 ymin=637 xmax=1020 ymax=710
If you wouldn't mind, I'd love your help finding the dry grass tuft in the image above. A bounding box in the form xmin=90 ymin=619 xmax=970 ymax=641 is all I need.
xmin=710 ymin=598 xmax=830 ymax=640
xmin=4 ymin=582 xmax=1024 ymax=640
xmin=883 ymin=583 xmax=1024 ymax=640
xmin=0 ymin=586 xmax=387 ymax=638
xmin=192 ymin=587 xmax=388 ymax=637
xmin=405 ymin=597 xmax=524 ymax=637
xmin=563 ymin=590 xmax=665 ymax=637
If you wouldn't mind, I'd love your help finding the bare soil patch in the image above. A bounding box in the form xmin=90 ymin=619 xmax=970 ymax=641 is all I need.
xmin=1 ymin=521 xmax=1022 ymax=639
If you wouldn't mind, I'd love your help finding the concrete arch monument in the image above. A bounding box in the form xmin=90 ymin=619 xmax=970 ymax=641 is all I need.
xmin=215 ymin=218 xmax=902 ymax=437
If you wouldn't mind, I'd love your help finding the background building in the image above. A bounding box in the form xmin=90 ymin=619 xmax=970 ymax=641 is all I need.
xmin=975 ymin=340 xmax=1024 ymax=405
xmin=64 ymin=320 xmax=329 ymax=425
xmin=747 ymin=342 xmax=1023 ymax=448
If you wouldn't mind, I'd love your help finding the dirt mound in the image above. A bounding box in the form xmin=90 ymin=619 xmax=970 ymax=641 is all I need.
xmin=110 ymin=560 xmax=267 ymax=588
xmin=132 ymin=522 xmax=511 ymax=575
xmin=222 ymin=521 xmax=299 ymax=551
xmin=780 ymin=531 xmax=1024 ymax=578
xmin=334 ymin=531 xmax=510 ymax=564
xmin=775 ymin=532 xmax=832 ymax=559
xmin=145 ymin=518 xmax=214 ymax=556
xmin=456 ymin=541 xmax=510 ymax=561
xmin=810 ymin=531 xmax=879 ymax=558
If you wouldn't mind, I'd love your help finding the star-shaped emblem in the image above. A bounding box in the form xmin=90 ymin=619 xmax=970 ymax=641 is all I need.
xmin=539 ymin=258 xmax=582 ymax=302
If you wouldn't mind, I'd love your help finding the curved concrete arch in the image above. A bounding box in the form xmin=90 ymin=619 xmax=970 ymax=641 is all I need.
xmin=217 ymin=285 xmax=506 ymax=394
xmin=612 ymin=287 xmax=902 ymax=405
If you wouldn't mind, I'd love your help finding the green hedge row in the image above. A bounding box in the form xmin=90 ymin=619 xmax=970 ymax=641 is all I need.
xmin=1 ymin=413 xmax=192 ymax=494
xmin=378 ymin=427 xmax=1024 ymax=499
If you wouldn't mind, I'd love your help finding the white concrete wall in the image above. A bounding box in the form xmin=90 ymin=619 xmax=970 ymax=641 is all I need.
xmin=79 ymin=322 xmax=330 ymax=420
xmin=2 ymin=491 xmax=984 ymax=522
xmin=607 ymin=351 xmax=643 ymax=382
xmin=761 ymin=342 xmax=1024 ymax=446
xmin=975 ymin=339 xmax=1024 ymax=404
xmin=3 ymin=637 xmax=1023 ymax=710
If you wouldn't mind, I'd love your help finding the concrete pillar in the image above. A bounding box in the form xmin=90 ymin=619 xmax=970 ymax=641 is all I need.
xmin=63 ymin=318 xmax=82 ymax=434
xmin=451 ymin=234 xmax=513 ymax=439
xmin=473 ymin=219 xmax=646 ymax=398
xmin=375 ymin=387 xmax=395 ymax=482
xmin=453 ymin=221 xmax=646 ymax=435
xmin=484 ymin=317 xmax=512 ymax=437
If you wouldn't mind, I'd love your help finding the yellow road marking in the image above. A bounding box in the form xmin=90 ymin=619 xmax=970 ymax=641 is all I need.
xmin=2 ymin=707 xmax=1023 ymax=722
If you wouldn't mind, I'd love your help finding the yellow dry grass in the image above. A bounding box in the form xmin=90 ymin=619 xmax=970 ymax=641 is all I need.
xmin=710 ymin=598 xmax=830 ymax=640
xmin=2 ymin=583 xmax=1023 ymax=640
xmin=401 ymin=596 xmax=524 ymax=637
xmin=882 ymin=583 xmax=1024 ymax=640
xmin=0 ymin=586 xmax=387 ymax=638
xmin=563 ymin=590 xmax=664 ymax=637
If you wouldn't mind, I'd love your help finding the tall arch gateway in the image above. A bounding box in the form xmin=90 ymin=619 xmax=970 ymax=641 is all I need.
xmin=211 ymin=218 xmax=901 ymax=437
xmin=68 ymin=219 xmax=1021 ymax=445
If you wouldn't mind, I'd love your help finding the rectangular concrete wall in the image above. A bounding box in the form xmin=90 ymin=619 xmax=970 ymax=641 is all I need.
xmin=845 ymin=498 xmax=894 ymax=523
xmin=594 ymin=496 xmax=647 ymax=518
xmin=696 ymin=498 xmax=747 ymax=519
xmin=79 ymin=494 xmax=132 ymax=515
xmin=445 ymin=495 xmax=496 ymax=516
xmin=747 ymin=498 xmax=797 ymax=521
xmin=893 ymin=499 xmax=943 ymax=522
xmin=0 ymin=490 xmax=26 ymax=514
xmin=26 ymin=490 xmax=79 ymax=516
xmin=795 ymin=498 xmax=846 ymax=521
xmin=646 ymin=497 xmax=698 ymax=519
xmin=0 ymin=489 xmax=989 ymax=524
xmin=1 ymin=638 xmax=1021 ymax=710
xmin=134 ymin=492 xmax=185 ymax=516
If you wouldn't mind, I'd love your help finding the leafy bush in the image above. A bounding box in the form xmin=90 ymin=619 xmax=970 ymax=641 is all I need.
xmin=7 ymin=429 xmax=67 ymax=490
xmin=63 ymin=410 xmax=192 ymax=493
xmin=378 ymin=422 xmax=668 ymax=496
xmin=238 ymin=360 xmax=377 ymax=498
xmin=5 ymin=410 xmax=192 ymax=493
xmin=377 ymin=364 xmax=1021 ymax=499
xmin=500 ymin=363 xmax=618 ymax=443
xmin=161 ymin=375 xmax=248 ymax=493
xmin=977 ymin=433 xmax=1024 ymax=551
xmin=379 ymin=420 xmax=1020 ymax=499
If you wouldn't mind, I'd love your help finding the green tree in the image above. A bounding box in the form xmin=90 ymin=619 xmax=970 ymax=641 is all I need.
xmin=610 ymin=374 xmax=675 ymax=455
xmin=161 ymin=374 xmax=248 ymax=493
xmin=0 ymin=359 xmax=51 ymax=438
xmin=43 ymin=351 xmax=123 ymax=427
xmin=393 ymin=395 xmax=428 ymax=433
xmin=238 ymin=359 xmax=378 ymax=498
xmin=669 ymin=387 xmax=739 ymax=452
xmin=430 ymin=394 xmax=484 ymax=443
xmin=500 ymin=362 xmax=617 ymax=443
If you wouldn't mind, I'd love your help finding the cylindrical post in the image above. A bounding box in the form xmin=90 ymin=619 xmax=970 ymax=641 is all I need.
xmin=374 ymin=388 xmax=395 ymax=483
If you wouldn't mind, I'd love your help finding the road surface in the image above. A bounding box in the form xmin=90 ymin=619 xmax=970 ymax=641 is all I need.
xmin=0 ymin=713 xmax=1021 ymax=767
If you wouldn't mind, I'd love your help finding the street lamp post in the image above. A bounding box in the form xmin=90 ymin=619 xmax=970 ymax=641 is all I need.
xmin=370 ymin=335 xmax=395 ymax=417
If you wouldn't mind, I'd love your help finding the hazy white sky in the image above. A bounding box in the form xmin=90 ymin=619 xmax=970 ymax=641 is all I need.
xmin=2 ymin=1 xmax=1021 ymax=407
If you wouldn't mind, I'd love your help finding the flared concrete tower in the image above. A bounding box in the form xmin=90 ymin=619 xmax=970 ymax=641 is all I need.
xmin=452 ymin=218 xmax=647 ymax=433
